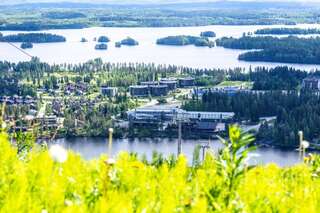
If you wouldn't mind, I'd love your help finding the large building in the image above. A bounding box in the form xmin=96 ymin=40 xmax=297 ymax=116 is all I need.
xmin=150 ymin=85 xmax=168 ymax=96
xmin=179 ymin=77 xmax=195 ymax=87
xmin=302 ymin=76 xmax=320 ymax=90
xmin=130 ymin=83 xmax=169 ymax=97
xmin=128 ymin=106 xmax=234 ymax=132
xmin=129 ymin=85 xmax=149 ymax=97
xmin=101 ymin=86 xmax=118 ymax=97
xmin=140 ymin=81 xmax=159 ymax=87
xmin=160 ymin=80 xmax=177 ymax=90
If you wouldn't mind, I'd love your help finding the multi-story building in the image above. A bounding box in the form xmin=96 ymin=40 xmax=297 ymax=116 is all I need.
xmin=179 ymin=77 xmax=195 ymax=87
xmin=129 ymin=85 xmax=149 ymax=97
xmin=150 ymin=85 xmax=168 ymax=96
xmin=160 ymin=80 xmax=177 ymax=90
xmin=101 ymin=86 xmax=118 ymax=97
xmin=302 ymin=76 xmax=320 ymax=90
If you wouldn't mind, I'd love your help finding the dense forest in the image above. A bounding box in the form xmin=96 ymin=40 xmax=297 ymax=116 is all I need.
xmin=95 ymin=43 xmax=108 ymax=50
xmin=119 ymin=37 xmax=139 ymax=46
xmin=0 ymin=33 xmax=66 ymax=43
xmin=183 ymin=91 xmax=320 ymax=148
xmin=227 ymin=66 xmax=308 ymax=90
xmin=42 ymin=11 xmax=86 ymax=19
xmin=216 ymin=36 xmax=320 ymax=64
xmin=200 ymin=31 xmax=216 ymax=37
xmin=1 ymin=2 xmax=320 ymax=30
xmin=157 ymin=35 xmax=214 ymax=47
xmin=0 ymin=58 xmax=318 ymax=139
xmin=255 ymin=28 xmax=320 ymax=35
xmin=97 ymin=36 xmax=110 ymax=43
xmin=0 ymin=59 xmax=311 ymax=96
xmin=0 ymin=22 xmax=88 ymax=31
xmin=20 ymin=42 xmax=33 ymax=49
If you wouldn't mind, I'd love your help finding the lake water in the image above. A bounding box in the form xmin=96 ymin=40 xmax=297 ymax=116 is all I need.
xmin=53 ymin=137 xmax=301 ymax=167
xmin=1 ymin=24 xmax=320 ymax=70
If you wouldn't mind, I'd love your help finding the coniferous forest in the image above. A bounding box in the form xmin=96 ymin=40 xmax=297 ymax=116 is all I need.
xmin=216 ymin=36 xmax=320 ymax=64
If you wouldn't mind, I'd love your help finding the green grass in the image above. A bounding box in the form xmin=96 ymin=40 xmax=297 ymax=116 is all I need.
xmin=216 ymin=81 xmax=253 ymax=89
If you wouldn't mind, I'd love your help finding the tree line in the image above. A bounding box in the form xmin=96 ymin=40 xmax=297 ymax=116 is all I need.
xmin=183 ymin=91 xmax=320 ymax=148
xmin=0 ymin=33 xmax=66 ymax=43
xmin=216 ymin=35 xmax=320 ymax=64
xmin=255 ymin=28 xmax=320 ymax=35
xmin=156 ymin=35 xmax=214 ymax=47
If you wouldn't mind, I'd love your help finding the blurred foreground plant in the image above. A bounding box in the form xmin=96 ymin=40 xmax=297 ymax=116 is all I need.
xmin=215 ymin=125 xmax=256 ymax=209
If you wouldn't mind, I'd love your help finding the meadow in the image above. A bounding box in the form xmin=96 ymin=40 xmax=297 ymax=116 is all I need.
xmin=1 ymin=126 xmax=320 ymax=212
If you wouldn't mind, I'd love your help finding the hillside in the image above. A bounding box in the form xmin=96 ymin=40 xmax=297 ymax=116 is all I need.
xmin=0 ymin=126 xmax=319 ymax=212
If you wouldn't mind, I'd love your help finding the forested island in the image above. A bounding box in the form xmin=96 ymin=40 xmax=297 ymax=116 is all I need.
xmin=120 ymin=37 xmax=139 ymax=46
xmin=20 ymin=42 xmax=33 ymax=49
xmin=98 ymin=36 xmax=110 ymax=43
xmin=200 ymin=31 xmax=216 ymax=37
xmin=0 ymin=33 xmax=66 ymax=43
xmin=255 ymin=28 xmax=320 ymax=35
xmin=115 ymin=37 xmax=139 ymax=47
xmin=95 ymin=43 xmax=108 ymax=50
xmin=216 ymin=36 xmax=320 ymax=64
xmin=156 ymin=35 xmax=214 ymax=47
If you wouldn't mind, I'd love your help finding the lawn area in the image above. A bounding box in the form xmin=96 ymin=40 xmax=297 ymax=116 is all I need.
xmin=217 ymin=81 xmax=253 ymax=88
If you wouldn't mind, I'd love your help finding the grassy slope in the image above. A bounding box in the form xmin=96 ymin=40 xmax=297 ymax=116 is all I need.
xmin=0 ymin=131 xmax=320 ymax=212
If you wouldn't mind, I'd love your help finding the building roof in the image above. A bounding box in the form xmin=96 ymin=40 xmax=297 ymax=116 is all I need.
xmin=150 ymin=85 xmax=168 ymax=88
xmin=303 ymin=76 xmax=320 ymax=81
xmin=179 ymin=77 xmax=195 ymax=81
xmin=161 ymin=78 xmax=177 ymax=81
xmin=160 ymin=80 xmax=177 ymax=84
xmin=129 ymin=85 xmax=149 ymax=89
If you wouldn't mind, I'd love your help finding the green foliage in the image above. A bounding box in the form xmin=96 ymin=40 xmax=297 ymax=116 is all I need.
xmin=97 ymin=36 xmax=110 ymax=43
xmin=0 ymin=33 xmax=66 ymax=43
xmin=157 ymin=35 xmax=214 ymax=47
xmin=217 ymin=36 xmax=320 ymax=64
xmin=216 ymin=125 xmax=255 ymax=208
xmin=1 ymin=2 xmax=319 ymax=30
xmin=15 ymin=131 xmax=35 ymax=155
xmin=0 ymin=127 xmax=320 ymax=211
xmin=120 ymin=37 xmax=139 ymax=46
xmin=192 ymin=144 xmax=201 ymax=168
xmin=42 ymin=11 xmax=86 ymax=19
xmin=255 ymin=28 xmax=320 ymax=35
xmin=183 ymin=90 xmax=320 ymax=147
xmin=20 ymin=42 xmax=33 ymax=49
xmin=200 ymin=31 xmax=216 ymax=37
